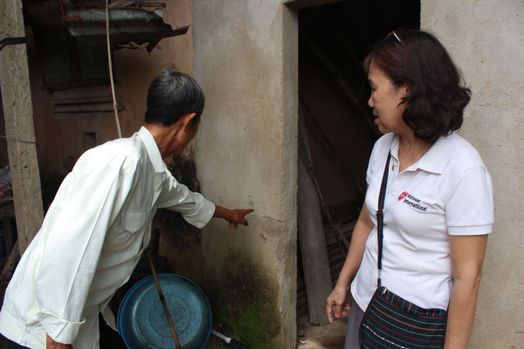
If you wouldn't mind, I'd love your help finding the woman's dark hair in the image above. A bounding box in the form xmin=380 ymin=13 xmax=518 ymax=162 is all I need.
xmin=145 ymin=68 xmax=205 ymax=126
xmin=364 ymin=29 xmax=471 ymax=143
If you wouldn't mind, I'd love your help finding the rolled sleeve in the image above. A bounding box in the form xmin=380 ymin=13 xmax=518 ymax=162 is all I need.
xmin=38 ymin=309 xmax=85 ymax=344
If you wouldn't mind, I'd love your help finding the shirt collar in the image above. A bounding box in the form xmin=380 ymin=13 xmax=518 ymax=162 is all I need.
xmin=390 ymin=133 xmax=456 ymax=174
xmin=137 ymin=126 xmax=165 ymax=173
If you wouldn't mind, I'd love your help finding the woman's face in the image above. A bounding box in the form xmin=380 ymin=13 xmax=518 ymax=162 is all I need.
xmin=368 ymin=61 xmax=409 ymax=134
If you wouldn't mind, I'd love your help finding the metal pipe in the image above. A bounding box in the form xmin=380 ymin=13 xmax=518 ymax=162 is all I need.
xmin=0 ymin=37 xmax=26 ymax=51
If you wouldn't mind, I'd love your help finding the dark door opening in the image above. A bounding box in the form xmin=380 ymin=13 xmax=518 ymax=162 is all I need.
xmin=296 ymin=0 xmax=420 ymax=340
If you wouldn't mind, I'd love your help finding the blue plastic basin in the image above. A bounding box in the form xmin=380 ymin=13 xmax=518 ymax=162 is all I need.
xmin=117 ymin=273 xmax=212 ymax=349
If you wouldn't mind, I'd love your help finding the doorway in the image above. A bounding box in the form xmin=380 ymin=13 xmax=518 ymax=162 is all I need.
xmin=295 ymin=0 xmax=420 ymax=345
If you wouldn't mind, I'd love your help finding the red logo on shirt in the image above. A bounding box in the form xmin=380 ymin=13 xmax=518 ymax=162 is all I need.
xmin=398 ymin=191 xmax=408 ymax=202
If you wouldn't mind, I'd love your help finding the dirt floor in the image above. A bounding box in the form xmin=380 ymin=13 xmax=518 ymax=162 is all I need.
xmin=99 ymin=314 xmax=348 ymax=348
xmin=296 ymin=316 xmax=347 ymax=349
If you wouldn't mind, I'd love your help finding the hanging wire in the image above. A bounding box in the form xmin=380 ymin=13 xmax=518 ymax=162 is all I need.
xmin=103 ymin=3 xmax=182 ymax=346
xmin=105 ymin=0 xmax=123 ymax=138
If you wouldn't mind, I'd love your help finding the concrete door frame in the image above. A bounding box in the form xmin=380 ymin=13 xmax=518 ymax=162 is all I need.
xmin=285 ymin=0 xmax=342 ymax=11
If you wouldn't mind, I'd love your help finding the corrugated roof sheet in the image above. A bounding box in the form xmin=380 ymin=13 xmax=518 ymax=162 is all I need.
xmin=24 ymin=0 xmax=188 ymax=52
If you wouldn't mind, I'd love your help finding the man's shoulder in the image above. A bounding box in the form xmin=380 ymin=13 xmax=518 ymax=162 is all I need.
xmin=99 ymin=135 xmax=141 ymax=154
xmin=76 ymin=135 xmax=143 ymax=173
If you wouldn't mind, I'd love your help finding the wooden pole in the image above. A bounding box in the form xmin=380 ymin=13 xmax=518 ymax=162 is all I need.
xmin=147 ymin=250 xmax=183 ymax=349
xmin=297 ymin=115 xmax=332 ymax=326
xmin=0 ymin=0 xmax=44 ymax=254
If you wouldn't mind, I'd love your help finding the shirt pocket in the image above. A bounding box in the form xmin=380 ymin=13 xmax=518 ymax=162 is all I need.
xmin=122 ymin=210 xmax=147 ymax=233
xmin=105 ymin=210 xmax=147 ymax=251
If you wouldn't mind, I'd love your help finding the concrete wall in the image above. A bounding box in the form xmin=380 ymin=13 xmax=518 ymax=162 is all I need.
xmin=192 ymin=1 xmax=298 ymax=348
xmin=112 ymin=0 xmax=212 ymax=280
xmin=422 ymin=2 xmax=524 ymax=348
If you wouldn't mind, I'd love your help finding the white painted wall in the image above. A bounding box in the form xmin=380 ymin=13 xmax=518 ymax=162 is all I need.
xmin=422 ymin=1 xmax=524 ymax=348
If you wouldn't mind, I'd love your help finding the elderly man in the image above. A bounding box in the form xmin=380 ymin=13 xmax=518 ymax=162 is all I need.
xmin=0 ymin=69 xmax=253 ymax=348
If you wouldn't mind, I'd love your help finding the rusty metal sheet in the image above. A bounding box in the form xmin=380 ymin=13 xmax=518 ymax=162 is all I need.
xmin=23 ymin=0 xmax=188 ymax=52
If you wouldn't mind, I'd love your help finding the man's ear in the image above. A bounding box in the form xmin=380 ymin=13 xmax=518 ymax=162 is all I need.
xmin=180 ymin=112 xmax=198 ymax=129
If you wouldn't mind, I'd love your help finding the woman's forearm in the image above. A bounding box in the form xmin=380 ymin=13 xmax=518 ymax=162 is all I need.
xmin=326 ymin=204 xmax=373 ymax=323
xmin=335 ymin=205 xmax=373 ymax=290
xmin=445 ymin=234 xmax=488 ymax=349
xmin=444 ymin=276 xmax=482 ymax=349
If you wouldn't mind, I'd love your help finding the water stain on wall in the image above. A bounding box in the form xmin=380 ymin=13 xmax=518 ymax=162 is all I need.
xmin=206 ymin=252 xmax=281 ymax=349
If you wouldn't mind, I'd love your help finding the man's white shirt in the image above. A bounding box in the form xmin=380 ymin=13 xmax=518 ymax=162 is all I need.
xmin=0 ymin=127 xmax=215 ymax=348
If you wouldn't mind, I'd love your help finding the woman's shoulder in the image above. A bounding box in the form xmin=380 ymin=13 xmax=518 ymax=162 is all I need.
xmin=366 ymin=133 xmax=395 ymax=174
xmin=366 ymin=133 xmax=394 ymax=164
xmin=371 ymin=133 xmax=395 ymax=154
xmin=375 ymin=132 xmax=395 ymax=146
xmin=443 ymin=133 xmax=487 ymax=173
xmin=448 ymin=133 xmax=484 ymax=161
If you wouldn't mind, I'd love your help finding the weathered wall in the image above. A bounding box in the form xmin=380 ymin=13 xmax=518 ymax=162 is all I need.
xmin=422 ymin=2 xmax=524 ymax=348
xmin=192 ymin=1 xmax=298 ymax=348
xmin=112 ymin=1 xmax=202 ymax=277
xmin=18 ymin=1 xmax=193 ymax=209
xmin=114 ymin=0 xmax=193 ymax=136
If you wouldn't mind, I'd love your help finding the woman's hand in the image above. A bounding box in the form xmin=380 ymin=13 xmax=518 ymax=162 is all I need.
xmin=325 ymin=203 xmax=372 ymax=324
xmin=46 ymin=335 xmax=73 ymax=349
xmin=326 ymin=284 xmax=351 ymax=324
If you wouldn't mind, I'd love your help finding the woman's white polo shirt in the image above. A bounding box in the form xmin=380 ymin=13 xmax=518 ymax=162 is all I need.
xmin=351 ymin=132 xmax=494 ymax=311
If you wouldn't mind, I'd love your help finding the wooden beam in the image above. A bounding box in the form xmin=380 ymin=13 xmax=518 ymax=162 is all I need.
xmin=285 ymin=0 xmax=342 ymax=10
xmin=297 ymin=115 xmax=332 ymax=326
xmin=0 ymin=0 xmax=44 ymax=254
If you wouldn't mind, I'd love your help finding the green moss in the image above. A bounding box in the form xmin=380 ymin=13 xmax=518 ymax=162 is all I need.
xmin=221 ymin=306 xmax=269 ymax=349
xmin=206 ymin=252 xmax=280 ymax=349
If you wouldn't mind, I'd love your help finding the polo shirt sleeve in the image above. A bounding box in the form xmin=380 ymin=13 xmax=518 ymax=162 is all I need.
xmin=366 ymin=134 xmax=386 ymax=186
xmin=445 ymin=166 xmax=494 ymax=235
xmin=366 ymin=151 xmax=375 ymax=187
xmin=155 ymin=171 xmax=215 ymax=229
xmin=34 ymin=148 xmax=138 ymax=344
xmin=367 ymin=134 xmax=396 ymax=187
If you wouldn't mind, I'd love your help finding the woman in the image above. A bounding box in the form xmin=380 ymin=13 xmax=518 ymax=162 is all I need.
xmin=326 ymin=29 xmax=494 ymax=349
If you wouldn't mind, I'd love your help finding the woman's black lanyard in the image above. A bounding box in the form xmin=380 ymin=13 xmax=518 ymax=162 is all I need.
xmin=376 ymin=153 xmax=392 ymax=289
